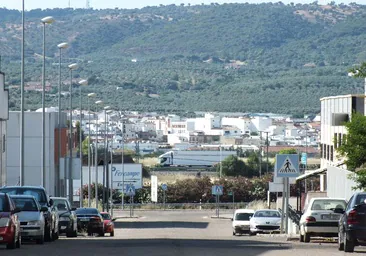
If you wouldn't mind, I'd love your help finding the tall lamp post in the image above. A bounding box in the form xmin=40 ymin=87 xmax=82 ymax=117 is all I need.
xmin=95 ymin=100 xmax=104 ymax=209
xmin=68 ymin=63 xmax=79 ymax=205
xmin=57 ymin=42 xmax=69 ymax=197
xmin=87 ymin=92 xmax=96 ymax=207
xmin=106 ymin=110 xmax=113 ymax=213
xmin=20 ymin=0 xmax=25 ymax=186
xmin=78 ymin=79 xmax=88 ymax=207
xmin=41 ymin=16 xmax=55 ymax=188
xmin=103 ymin=105 xmax=110 ymax=211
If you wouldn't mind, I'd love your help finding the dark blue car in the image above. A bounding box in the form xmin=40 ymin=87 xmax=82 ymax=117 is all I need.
xmin=338 ymin=192 xmax=366 ymax=252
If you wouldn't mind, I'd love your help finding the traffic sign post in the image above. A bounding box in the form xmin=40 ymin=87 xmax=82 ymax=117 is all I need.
xmin=212 ymin=185 xmax=223 ymax=217
xmin=125 ymin=184 xmax=135 ymax=217
xmin=301 ymin=153 xmax=307 ymax=165
xmin=275 ymin=154 xmax=300 ymax=234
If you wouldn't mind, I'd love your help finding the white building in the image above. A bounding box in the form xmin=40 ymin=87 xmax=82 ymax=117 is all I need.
xmin=195 ymin=113 xmax=221 ymax=134
xmin=250 ymin=116 xmax=272 ymax=132
xmin=0 ymin=72 xmax=9 ymax=186
xmin=221 ymin=117 xmax=251 ymax=134
xmin=6 ymin=111 xmax=67 ymax=196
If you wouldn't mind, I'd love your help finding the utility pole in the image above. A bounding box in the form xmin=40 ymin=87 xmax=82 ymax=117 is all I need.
xmin=262 ymin=131 xmax=270 ymax=174
xmin=259 ymin=132 xmax=262 ymax=178
xmin=135 ymin=133 xmax=140 ymax=164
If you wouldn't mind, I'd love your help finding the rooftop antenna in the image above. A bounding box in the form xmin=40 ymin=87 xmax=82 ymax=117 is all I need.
xmin=86 ymin=0 xmax=90 ymax=9
xmin=68 ymin=0 xmax=71 ymax=8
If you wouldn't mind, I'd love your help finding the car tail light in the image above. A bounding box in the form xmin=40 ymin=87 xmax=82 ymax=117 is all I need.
xmin=305 ymin=216 xmax=316 ymax=223
xmin=91 ymin=216 xmax=101 ymax=222
xmin=0 ymin=218 xmax=10 ymax=227
xmin=347 ymin=210 xmax=359 ymax=225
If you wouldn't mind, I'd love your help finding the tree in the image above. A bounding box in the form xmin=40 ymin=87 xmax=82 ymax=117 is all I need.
xmin=279 ymin=148 xmax=297 ymax=154
xmin=218 ymin=155 xmax=247 ymax=177
xmin=349 ymin=62 xmax=366 ymax=78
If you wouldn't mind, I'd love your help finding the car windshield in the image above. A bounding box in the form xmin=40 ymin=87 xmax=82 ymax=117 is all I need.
xmin=101 ymin=213 xmax=111 ymax=220
xmin=235 ymin=212 xmax=253 ymax=221
xmin=53 ymin=199 xmax=69 ymax=211
xmin=254 ymin=211 xmax=280 ymax=218
xmin=76 ymin=208 xmax=99 ymax=215
xmin=311 ymin=199 xmax=346 ymax=211
xmin=12 ymin=198 xmax=38 ymax=212
xmin=355 ymin=195 xmax=366 ymax=206
xmin=0 ymin=188 xmax=47 ymax=205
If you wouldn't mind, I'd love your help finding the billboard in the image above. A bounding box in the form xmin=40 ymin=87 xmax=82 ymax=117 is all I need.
xmin=110 ymin=163 xmax=142 ymax=191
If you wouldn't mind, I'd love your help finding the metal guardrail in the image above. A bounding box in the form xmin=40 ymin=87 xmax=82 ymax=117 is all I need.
xmin=278 ymin=205 xmax=301 ymax=226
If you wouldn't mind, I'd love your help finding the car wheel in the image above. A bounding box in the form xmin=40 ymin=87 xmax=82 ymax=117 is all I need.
xmin=304 ymin=232 xmax=311 ymax=243
xmin=232 ymin=231 xmax=236 ymax=236
xmin=344 ymin=233 xmax=355 ymax=253
xmin=110 ymin=231 xmax=114 ymax=237
xmin=299 ymin=234 xmax=304 ymax=242
xmin=249 ymin=231 xmax=256 ymax=236
xmin=338 ymin=231 xmax=344 ymax=251
xmin=36 ymin=235 xmax=44 ymax=245
xmin=52 ymin=229 xmax=59 ymax=240
xmin=99 ymin=231 xmax=105 ymax=237
xmin=6 ymin=233 xmax=16 ymax=250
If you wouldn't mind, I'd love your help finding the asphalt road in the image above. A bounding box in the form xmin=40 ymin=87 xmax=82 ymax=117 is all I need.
xmin=3 ymin=210 xmax=366 ymax=256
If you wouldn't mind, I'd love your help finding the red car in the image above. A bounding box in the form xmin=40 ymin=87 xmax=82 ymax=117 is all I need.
xmin=100 ymin=212 xmax=114 ymax=237
xmin=0 ymin=193 xmax=21 ymax=249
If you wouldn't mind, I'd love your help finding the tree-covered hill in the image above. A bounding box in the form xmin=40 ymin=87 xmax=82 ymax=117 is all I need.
xmin=1 ymin=2 xmax=366 ymax=115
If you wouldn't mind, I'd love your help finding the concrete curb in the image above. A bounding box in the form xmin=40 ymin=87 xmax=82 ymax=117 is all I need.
xmin=210 ymin=216 xmax=232 ymax=219
xmin=256 ymin=233 xmax=300 ymax=241
xmin=113 ymin=216 xmax=140 ymax=220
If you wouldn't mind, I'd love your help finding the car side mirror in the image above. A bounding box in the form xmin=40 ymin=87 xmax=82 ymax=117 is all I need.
xmin=231 ymin=218 xmax=233 ymax=221
xmin=49 ymin=199 xmax=54 ymax=206
xmin=71 ymin=207 xmax=77 ymax=211
xmin=334 ymin=208 xmax=345 ymax=214
xmin=41 ymin=206 xmax=49 ymax=212
xmin=112 ymin=218 xmax=117 ymax=222
xmin=12 ymin=207 xmax=21 ymax=214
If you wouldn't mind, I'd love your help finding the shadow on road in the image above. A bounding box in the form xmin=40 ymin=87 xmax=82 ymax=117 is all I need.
xmin=114 ymin=221 xmax=210 ymax=229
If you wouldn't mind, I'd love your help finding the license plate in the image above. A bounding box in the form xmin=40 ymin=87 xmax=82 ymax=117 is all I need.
xmin=81 ymin=219 xmax=89 ymax=222
xmin=322 ymin=214 xmax=339 ymax=220
xmin=61 ymin=226 xmax=67 ymax=229
xmin=241 ymin=226 xmax=250 ymax=230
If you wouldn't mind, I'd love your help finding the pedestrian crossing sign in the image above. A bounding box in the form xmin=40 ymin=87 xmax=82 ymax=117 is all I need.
xmin=125 ymin=184 xmax=136 ymax=196
xmin=212 ymin=185 xmax=223 ymax=195
xmin=275 ymin=154 xmax=300 ymax=178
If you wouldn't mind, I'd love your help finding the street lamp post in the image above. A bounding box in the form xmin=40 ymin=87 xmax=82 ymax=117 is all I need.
xmin=95 ymin=100 xmax=103 ymax=209
xmin=57 ymin=42 xmax=69 ymax=197
xmin=106 ymin=110 xmax=113 ymax=213
xmin=20 ymin=0 xmax=25 ymax=186
xmin=78 ymin=79 xmax=88 ymax=207
xmin=103 ymin=106 xmax=110 ymax=211
xmin=41 ymin=16 xmax=55 ymax=189
xmin=87 ymin=92 xmax=96 ymax=207
xmin=68 ymin=63 xmax=78 ymax=205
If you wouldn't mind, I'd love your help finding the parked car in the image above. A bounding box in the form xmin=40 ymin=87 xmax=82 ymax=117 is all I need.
xmin=249 ymin=209 xmax=281 ymax=235
xmin=50 ymin=197 xmax=78 ymax=237
xmin=75 ymin=208 xmax=104 ymax=236
xmin=100 ymin=212 xmax=115 ymax=237
xmin=0 ymin=192 xmax=21 ymax=249
xmin=338 ymin=192 xmax=366 ymax=252
xmin=231 ymin=209 xmax=255 ymax=236
xmin=299 ymin=197 xmax=346 ymax=243
xmin=0 ymin=186 xmax=59 ymax=241
xmin=11 ymin=195 xmax=46 ymax=244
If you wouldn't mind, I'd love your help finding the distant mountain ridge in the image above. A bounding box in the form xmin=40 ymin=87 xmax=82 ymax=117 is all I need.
xmin=1 ymin=2 xmax=366 ymax=115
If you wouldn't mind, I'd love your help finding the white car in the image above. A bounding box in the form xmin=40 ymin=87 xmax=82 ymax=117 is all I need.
xmin=299 ymin=197 xmax=346 ymax=243
xmin=249 ymin=209 xmax=281 ymax=235
xmin=10 ymin=195 xmax=46 ymax=244
xmin=231 ymin=209 xmax=255 ymax=236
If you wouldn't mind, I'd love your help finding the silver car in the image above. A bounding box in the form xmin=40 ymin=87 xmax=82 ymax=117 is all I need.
xmin=249 ymin=209 xmax=281 ymax=235
xmin=10 ymin=195 xmax=46 ymax=244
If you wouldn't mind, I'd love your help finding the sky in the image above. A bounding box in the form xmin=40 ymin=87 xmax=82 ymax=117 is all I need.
xmin=1 ymin=0 xmax=365 ymax=11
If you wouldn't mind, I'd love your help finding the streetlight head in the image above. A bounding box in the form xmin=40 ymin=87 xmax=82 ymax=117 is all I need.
xmin=57 ymin=42 xmax=69 ymax=49
xmin=104 ymin=106 xmax=111 ymax=110
xmin=79 ymin=79 xmax=88 ymax=86
xmin=95 ymin=100 xmax=103 ymax=105
xmin=41 ymin=16 xmax=55 ymax=24
xmin=106 ymin=110 xmax=113 ymax=114
xmin=87 ymin=93 xmax=96 ymax=97
xmin=68 ymin=63 xmax=79 ymax=70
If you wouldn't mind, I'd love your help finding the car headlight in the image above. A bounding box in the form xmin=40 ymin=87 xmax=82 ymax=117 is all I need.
xmin=28 ymin=220 xmax=42 ymax=226
xmin=60 ymin=217 xmax=69 ymax=221
xmin=0 ymin=218 xmax=10 ymax=227
xmin=106 ymin=222 xmax=112 ymax=226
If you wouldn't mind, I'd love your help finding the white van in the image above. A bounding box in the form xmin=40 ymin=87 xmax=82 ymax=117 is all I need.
xmin=231 ymin=209 xmax=255 ymax=236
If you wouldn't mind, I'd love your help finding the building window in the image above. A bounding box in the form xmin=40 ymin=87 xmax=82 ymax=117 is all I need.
xmin=338 ymin=133 xmax=342 ymax=147
xmin=334 ymin=133 xmax=338 ymax=149
xmin=327 ymin=145 xmax=330 ymax=161
xmin=330 ymin=145 xmax=334 ymax=161
xmin=320 ymin=143 xmax=323 ymax=159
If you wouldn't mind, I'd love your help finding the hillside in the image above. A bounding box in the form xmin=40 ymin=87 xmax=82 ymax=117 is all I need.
xmin=1 ymin=2 xmax=366 ymax=115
